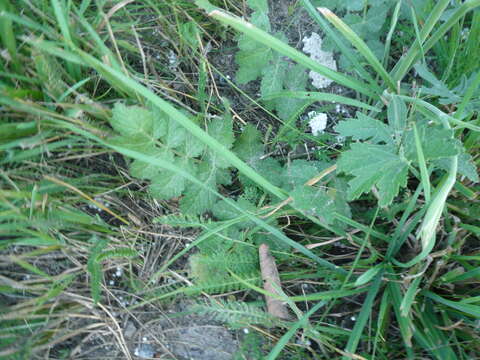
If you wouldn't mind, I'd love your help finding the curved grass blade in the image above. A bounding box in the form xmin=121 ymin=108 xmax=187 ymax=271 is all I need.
xmin=382 ymin=0 xmax=402 ymax=68
xmin=387 ymin=278 xmax=414 ymax=359
xmin=413 ymin=123 xmax=431 ymax=204
xmin=262 ymin=91 xmax=381 ymax=112
xmin=423 ymin=291 xmax=480 ymax=318
xmin=317 ymin=8 xmax=396 ymax=92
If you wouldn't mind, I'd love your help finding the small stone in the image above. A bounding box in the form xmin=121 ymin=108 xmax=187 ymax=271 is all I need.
xmin=134 ymin=344 xmax=155 ymax=359
xmin=124 ymin=321 xmax=136 ymax=338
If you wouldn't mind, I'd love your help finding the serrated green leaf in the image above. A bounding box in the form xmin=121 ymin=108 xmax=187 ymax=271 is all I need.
xmin=436 ymin=152 xmax=479 ymax=183
xmin=149 ymin=157 xmax=195 ymax=200
xmin=205 ymin=114 xmax=235 ymax=168
xmin=110 ymin=103 xmax=153 ymax=137
xmin=291 ymin=185 xmax=336 ymax=225
xmin=163 ymin=113 xmax=187 ymax=148
xmin=208 ymin=115 xmax=234 ymax=149
xmin=154 ymin=213 xmax=207 ymax=228
xmin=331 ymin=177 xmax=352 ymax=228
xmin=404 ymin=122 xmax=459 ymax=162
xmin=180 ymin=162 xmax=220 ymax=214
xmin=235 ymin=0 xmax=272 ymax=84
xmin=181 ymin=131 xmax=206 ymax=158
xmin=280 ymin=160 xmax=332 ymax=191
xmin=281 ymin=160 xmax=322 ymax=191
xmin=338 ymin=143 xmax=409 ymax=206
xmin=109 ymin=134 xmax=155 ymax=152
xmin=253 ymin=157 xmax=284 ymax=187
xmin=260 ymin=52 xmax=288 ymax=101
xmin=233 ymin=124 xmax=264 ymax=162
xmin=212 ymin=197 xmax=257 ymax=224
xmin=335 ymin=112 xmax=393 ymax=144
xmin=130 ymin=147 xmax=174 ymax=179
xmin=274 ymin=64 xmax=308 ymax=120
xmin=149 ymin=103 xmax=168 ymax=139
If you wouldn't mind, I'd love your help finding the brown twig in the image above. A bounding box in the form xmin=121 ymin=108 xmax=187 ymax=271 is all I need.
xmin=259 ymin=244 xmax=290 ymax=320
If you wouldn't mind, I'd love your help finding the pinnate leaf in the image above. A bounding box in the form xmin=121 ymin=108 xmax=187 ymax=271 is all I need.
xmin=180 ymin=162 xmax=230 ymax=215
xmin=130 ymin=147 xmax=174 ymax=179
xmin=274 ymin=64 xmax=308 ymax=121
xmin=436 ymin=152 xmax=479 ymax=183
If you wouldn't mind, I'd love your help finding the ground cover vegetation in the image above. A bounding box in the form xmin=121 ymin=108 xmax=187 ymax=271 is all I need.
xmin=0 ymin=0 xmax=479 ymax=359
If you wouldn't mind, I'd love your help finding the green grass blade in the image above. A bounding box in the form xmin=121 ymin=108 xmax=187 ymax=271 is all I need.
xmin=399 ymin=276 xmax=422 ymax=318
xmin=455 ymin=70 xmax=480 ymax=119
xmin=51 ymin=0 xmax=73 ymax=47
xmin=413 ymin=123 xmax=431 ymax=204
xmin=387 ymin=279 xmax=414 ymax=359
xmin=266 ymin=301 xmax=326 ymax=360
xmin=343 ymin=271 xmax=383 ymax=359
xmin=391 ymin=0 xmax=450 ymax=81
xmin=424 ymin=291 xmax=480 ymax=318
xmin=261 ymin=91 xmax=381 ymax=112
xmin=0 ymin=0 xmax=21 ymax=72
xmin=317 ymin=7 xmax=396 ymax=92
xmin=383 ymin=0 xmax=402 ymax=68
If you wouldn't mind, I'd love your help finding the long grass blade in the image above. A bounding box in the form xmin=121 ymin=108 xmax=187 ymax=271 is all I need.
xmin=317 ymin=7 xmax=396 ymax=92
xmin=343 ymin=271 xmax=383 ymax=359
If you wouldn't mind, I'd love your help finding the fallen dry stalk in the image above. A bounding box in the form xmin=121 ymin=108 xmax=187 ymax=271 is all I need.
xmin=259 ymin=244 xmax=290 ymax=320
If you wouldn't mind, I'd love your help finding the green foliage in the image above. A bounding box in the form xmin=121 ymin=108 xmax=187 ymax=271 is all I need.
xmin=234 ymin=0 xmax=309 ymax=121
xmin=336 ymin=100 xmax=476 ymax=205
xmin=87 ymin=237 xmax=107 ymax=304
xmin=193 ymin=299 xmax=278 ymax=327
xmin=338 ymin=142 xmax=409 ymax=206
xmin=189 ymin=230 xmax=260 ymax=293
xmin=87 ymin=237 xmax=138 ymax=304
xmin=108 ymin=103 xmax=233 ymax=214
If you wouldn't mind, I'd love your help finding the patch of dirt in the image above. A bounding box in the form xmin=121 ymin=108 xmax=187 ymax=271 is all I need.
xmin=127 ymin=300 xmax=238 ymax=360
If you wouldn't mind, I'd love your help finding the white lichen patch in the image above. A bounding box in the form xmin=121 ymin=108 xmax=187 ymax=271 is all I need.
xmin=302 ymin=32 xmax=337 ymax=89
xmin=308 ymin=111 xmax=328 ymax=136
